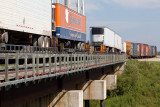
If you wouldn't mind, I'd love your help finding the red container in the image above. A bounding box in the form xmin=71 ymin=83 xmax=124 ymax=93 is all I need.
xmin=140 ymin=44 xmax=145 ymax=57
xmin=146 ymin=44 xmax=150 ymax=56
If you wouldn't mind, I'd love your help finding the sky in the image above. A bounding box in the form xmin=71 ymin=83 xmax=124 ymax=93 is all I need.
xmin=68 ymin=0 xmax=160 ymax=51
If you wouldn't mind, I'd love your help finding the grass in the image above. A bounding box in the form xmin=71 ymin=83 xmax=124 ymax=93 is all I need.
xmin=90 ymin=60 xmax=160 ymax=107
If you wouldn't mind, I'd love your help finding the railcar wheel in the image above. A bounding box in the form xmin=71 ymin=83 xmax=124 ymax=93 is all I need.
xmin=44 ymin=37 xmax=50 ymax=48
xmin=81 ymin=43 xmax=85 ymax=51
xmin=33 ymin=36 xmax=37 ymax=46
xmin=77 ymin=42 xmax=81 ymax=51
xmin=0 ymin=32 xmax=8 ymax=43
xmin=38 ymin=36 xmax=44 ymax=47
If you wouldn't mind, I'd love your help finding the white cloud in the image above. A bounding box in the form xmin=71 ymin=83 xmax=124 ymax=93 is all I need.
xmin=102 ymin=0 xmax=160 ymax=8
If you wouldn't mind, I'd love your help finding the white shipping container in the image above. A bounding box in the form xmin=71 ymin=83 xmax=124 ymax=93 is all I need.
xmin=122 ymin=42 xmax=126 ymax=53
xmin=104 ymin=28 xmax=115 ymax=48
xmin=91 ymin=27 xmax=122 ymax=50
xmin=114 ymin=34 xmax=122 ymax=50
xmin=0 ymin=0 xmax=52 ymax=36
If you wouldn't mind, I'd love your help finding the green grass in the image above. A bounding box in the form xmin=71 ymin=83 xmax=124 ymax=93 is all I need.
xmin=90 ymin=60 xmax=160 ymax=107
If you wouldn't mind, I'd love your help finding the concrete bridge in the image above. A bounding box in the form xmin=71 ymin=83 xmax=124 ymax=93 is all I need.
xmin=0 ymin=53 xmax=126 ymax=107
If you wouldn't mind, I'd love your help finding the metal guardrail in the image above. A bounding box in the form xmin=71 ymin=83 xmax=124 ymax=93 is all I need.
xmin=0 ymin=53 xmax=126 ymax=87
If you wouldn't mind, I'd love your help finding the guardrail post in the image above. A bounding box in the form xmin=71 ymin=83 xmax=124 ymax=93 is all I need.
xmin=32 ymin=54 xmax=36 ymax=78
xmin=55 ymin=54 xmax=57 ymax=72
xmin=49 ymin=54 xmax=51 ymax=74
xmin=59 ymin=54 xmax=62 ymax=70
xmin=70 ymin=54 xmax=73 ymax=70
xmin=36 ymin=54 xmax=39 ymax=74
xmin=16 ymin=53 xmax=19 ymax=80
xmin=84 ymin=54 xmax=86 ymax=68
xmin=67 ymin=54 xmax=69 ymax=72
xmin=43 ymin=54 xmax=46 ymax=73
xmin=24 ymin=54 xmax=28 ymax=80
xmin=74 ymin=54 xmax=76 ymax=70
xmin=5 ymin=53 xmax=9 ymax=82
xmin=77 ymin=54 xmax=79 ymax=69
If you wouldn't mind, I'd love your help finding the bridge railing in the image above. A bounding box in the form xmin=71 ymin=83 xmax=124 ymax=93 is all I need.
xmin=0 ymin=53 xmax=126 ymax=83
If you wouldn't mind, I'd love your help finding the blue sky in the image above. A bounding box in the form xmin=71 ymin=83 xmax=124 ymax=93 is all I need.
xmin=83 ymin=0 xmax=160 ymax=51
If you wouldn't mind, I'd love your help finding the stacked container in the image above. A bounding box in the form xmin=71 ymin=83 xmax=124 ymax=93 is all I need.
xmin=126 ymin=42 xmax=131 ymax=57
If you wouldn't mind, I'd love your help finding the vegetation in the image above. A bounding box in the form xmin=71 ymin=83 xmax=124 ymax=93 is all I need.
xmin=90 ymin=60 xmax=160 ymax=107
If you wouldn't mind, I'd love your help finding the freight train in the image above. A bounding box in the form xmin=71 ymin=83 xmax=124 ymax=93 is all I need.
xmin=126 ymin=42 xmax=157 ymax=58
xmin=0 ymin=0 xmax=86 ymax=52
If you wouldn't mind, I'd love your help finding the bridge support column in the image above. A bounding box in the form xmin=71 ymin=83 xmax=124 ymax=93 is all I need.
xmin=51 ymin=90 xmax=83 ymax=107
xmin=101 ymin=75 xmax=117 ymax=90
xmin=78 ymin=80 xmax=106 ymax=107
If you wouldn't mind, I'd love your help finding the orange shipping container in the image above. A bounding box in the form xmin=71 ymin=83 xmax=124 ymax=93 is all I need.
xmin=126 ymin=42 xmax=131 ymax=56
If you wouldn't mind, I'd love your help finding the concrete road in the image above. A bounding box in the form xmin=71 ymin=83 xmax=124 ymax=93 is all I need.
xmin=138 ymin=56 xmax=160 ymax=62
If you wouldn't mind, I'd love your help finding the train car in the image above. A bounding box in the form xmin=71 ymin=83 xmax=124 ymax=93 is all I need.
xmin=131 ymin=43 xmax=140 ymax=58
xmin=52 ymin=3 xmax=86 ymax=52
xmin=0 ymin=0 xmax=52 ymax=47
xmin=90 ymin=27 xmax=122 ymax=53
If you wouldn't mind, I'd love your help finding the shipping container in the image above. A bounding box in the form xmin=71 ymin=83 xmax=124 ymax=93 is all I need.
xmin=131 ymin=43 xmax=140 ymax=57
xmin=150 ymin=46 xmax=153 ymax=57
xmin=114 ymin=34 xmax=122 ymax=50
xmin=153 ymin=46 xmax=157 ymax=57
xmin=0 ymin=0 xmax=52 ymax=36
xmin=140 ymin=44 xmax=146 ymax=57
xmin=92 ymin=27 xmax=115 ymax=48
xmin=126 ymin=42 xmax=131 ymax=57
xmin=54 ymin=4 xmax=86 ymax=42
xmin=155 ymin=46 xmax=157 ymax=56
xmin=146 ymin=44 xmax=150 ymax=56
xmin=122 ymin=42 xmax=126 ymax=53
xmin=91 ymin=27 xmax=122 ymax=51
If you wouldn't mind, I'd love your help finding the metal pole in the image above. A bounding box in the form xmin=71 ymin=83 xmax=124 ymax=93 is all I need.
xmin=77 ymin=0 xmax=80 ymax=13
xmin=100 ymin=100 xmax=105 ymax=107
xmin=65 ymin=0 xmax=70 ymax=8
xmin=85 ymin=100 xmax=89 ymax=107
xmin=82 ymin=0 xmax=85 ymax=15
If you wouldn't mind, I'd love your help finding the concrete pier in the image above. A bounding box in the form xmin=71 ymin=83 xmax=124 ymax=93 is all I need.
xmin=79 ymin=80 xmax=106 ymax=100
xmin=101 ymin=75 xmax=117 ymax=90
xmin=52 ymin=90 xmax=83 ymax=107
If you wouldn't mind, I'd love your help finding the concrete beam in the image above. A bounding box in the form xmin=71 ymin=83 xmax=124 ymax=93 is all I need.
xmin=78 ymin=80 xmax=106 ymax=100
xmin=101 ymin=75 xmax=117 ymax=90
xmin=51 ymin=90 xmax=83 ymax=107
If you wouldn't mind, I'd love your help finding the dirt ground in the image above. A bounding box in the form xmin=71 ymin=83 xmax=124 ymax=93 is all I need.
xmin=138 ymin=56 xmax=160 ymax=62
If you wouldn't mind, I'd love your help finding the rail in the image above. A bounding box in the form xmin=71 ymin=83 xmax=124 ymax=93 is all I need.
xmin=0 ymin=53 xmax=126 ymax=87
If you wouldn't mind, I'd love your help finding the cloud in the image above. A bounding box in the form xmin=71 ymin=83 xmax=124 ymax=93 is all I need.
xmin=102 ymin=0 xmax=160 ymax=8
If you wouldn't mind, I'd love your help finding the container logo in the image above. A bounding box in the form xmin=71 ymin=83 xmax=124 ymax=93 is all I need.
xmin=65 ymin=9 xmax=69 ymax=23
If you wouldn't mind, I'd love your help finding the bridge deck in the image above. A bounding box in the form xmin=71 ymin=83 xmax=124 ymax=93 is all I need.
xmin=0 ymin=53 xmax=126 ymax=87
